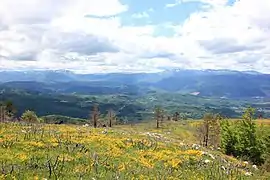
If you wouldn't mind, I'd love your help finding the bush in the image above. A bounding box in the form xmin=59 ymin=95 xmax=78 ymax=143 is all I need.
xmin=221 ymin=107 xmax=266 ymax=165
xmin=21 ymin=110 xmax=39 ymax=123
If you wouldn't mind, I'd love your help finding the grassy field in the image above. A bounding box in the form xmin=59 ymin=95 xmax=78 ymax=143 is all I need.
xmin=0 ymin=121 xmax=269 ymax=180
xmin=256 ymin=119 xmax=270 ymax=125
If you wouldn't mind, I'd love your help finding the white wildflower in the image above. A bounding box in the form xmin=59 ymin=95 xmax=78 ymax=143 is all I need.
xmin=179 ymin=142 xmax=185 ymax=146
xmin=192 ymin=144 xmax=200 ymax=150
xmin=82 ymin=124 xmax=89 ymax=127
xmin=221 ymin=166 xmax=226 ymax=171
xmin=208 ymin=153 xmax=215 ymax=160
xmin=102 ymin=129 xmax=108 ymax=134
xmin=204 ymin=159 xmax=211 ymax=164
xmin=202 ymin=151 xmax=207 ymax=155
xmin=244 ymin=172 xmax=252 ymax=176
xmin=252 ymin=165 xmax=258 ymax=170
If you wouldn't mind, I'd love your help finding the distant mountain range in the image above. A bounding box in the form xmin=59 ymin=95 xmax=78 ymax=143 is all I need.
xmin=0 ymin=69 xmax=270 ymax=98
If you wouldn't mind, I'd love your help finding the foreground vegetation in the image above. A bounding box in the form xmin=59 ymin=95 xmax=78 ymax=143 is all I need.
xmin=0 ymin=119 xmax=269 ymax=179
xmin=0 ymin=99 xmax=269 ymax=179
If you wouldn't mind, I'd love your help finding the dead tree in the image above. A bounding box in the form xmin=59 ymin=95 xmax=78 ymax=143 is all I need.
xmin=0 ymin=101 xmax=16 ymax=122
xmin=173 ymin=112 xmax=180 ymax=121
xmin=160 ymin=113 xmax=165 ymax=127
xmin=107 ymin=109 xmax=115 ymax=128
xmin=197 ymin=113 xmax=221 ymax=148
xmin=91 ymin=104 xmax=99 ymax=128
xmin=154 ymin=106 xmax=163 ymax=128
xmin=0 ymin=105 xmax=6 ymax=123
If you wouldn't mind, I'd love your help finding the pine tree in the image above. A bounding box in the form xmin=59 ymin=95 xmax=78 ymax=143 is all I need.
xmin=221 ymin=107 xmax=265 ymax=165
xmin=239 ymin=107 xmax=263 ymax=164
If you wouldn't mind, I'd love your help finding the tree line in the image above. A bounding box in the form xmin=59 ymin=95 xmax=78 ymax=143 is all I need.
xmin=0 ymin=101 xmax=118 ymax=127
xmin=0 ymin=101 xmax=184 ymax=127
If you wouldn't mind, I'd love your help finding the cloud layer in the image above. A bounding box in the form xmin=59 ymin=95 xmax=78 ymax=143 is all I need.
xmin=0 ymin=0 xmax=270 ymax=73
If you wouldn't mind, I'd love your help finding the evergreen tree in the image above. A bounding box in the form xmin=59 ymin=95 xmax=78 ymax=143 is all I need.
xmin=221 ymin=107 xmax=265 ymax=165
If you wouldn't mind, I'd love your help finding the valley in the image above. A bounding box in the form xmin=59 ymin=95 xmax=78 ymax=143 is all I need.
xmin=0 ymin=69 xmax=269 ymax=122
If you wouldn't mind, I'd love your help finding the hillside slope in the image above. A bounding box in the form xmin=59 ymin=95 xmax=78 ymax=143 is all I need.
xmin=0 ymin=121 xmax=268 ymax=179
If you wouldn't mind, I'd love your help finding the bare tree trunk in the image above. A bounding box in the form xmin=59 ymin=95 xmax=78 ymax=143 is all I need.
xmin=0 ymin=106 xmax=6 ymax=123
xmin=108 ymin=109 xmax=115 ymax=128
xmin=160 ymin=114 xmax=164 ymax=127
xmin=155 ymin=107 xmax=163 ymax=129
xmin=176 ymin=112 xmax=179 ymax=121
xmin=173 ymin=112 xmax=179 ymax=121
xmin=91 ymin=104 xmax=99 ymax=128
xmin=205 ymin=122 xmax=209 ymax=147
xmin=0 ymin=106 xmax=2 ymax=123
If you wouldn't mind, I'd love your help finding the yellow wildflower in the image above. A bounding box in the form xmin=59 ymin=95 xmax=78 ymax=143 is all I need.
xmin=28 ymin=141 xmax=45 ymax=148
xmin=118 ymin=163 xmax=125 ymax=171
xmin=17 ymin=153 xmax=28 ymax=161
xmin=183 ymin=149 xmax=203 ymax=156
xmin=170 ymin=159 xmax=181 ymax=168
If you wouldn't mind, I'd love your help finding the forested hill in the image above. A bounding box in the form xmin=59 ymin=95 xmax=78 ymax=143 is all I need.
xmin=0 ymin=69 xmax=270 ymax=121
xmin=0 ymin=87 xmax=269 ymax=122
xmin=1 ymin=69 xmax=270 ymax=98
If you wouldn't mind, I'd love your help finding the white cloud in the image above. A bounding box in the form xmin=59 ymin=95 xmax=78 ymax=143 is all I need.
xmin=166 ymin=0 xmax=227 ymax=8
xmin=183 ymin=0 xmax=228 ymax=7
xmin=165 ymin=2 xmax=179 ymax=8
xmin=0 ymin=0 xmax=270 ymax=73
xmin=172 ymin=0 xmax=270 ymax=73
xmin=0 ymin=0 xmax=127 ymax=25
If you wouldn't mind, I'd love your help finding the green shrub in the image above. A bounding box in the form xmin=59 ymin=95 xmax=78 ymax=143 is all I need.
xmin=221 ymin=107 xmax=266 ymax=165
xmin=21 ymin=110 xmax=39 ymax=123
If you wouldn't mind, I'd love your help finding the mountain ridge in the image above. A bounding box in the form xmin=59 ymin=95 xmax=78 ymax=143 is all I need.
xmin=0 ymin=69 xmax=270 ymax=98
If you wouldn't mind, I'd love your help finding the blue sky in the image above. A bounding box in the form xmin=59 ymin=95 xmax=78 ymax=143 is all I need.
xmin=121 ymin=0 xmax=206 ymax=27
xmin=0 ymin=0 xmax=269 ymax=73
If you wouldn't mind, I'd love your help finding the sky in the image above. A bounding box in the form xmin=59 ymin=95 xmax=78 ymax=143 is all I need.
xmin=0 ymin=0 xmax=270 ymax=73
